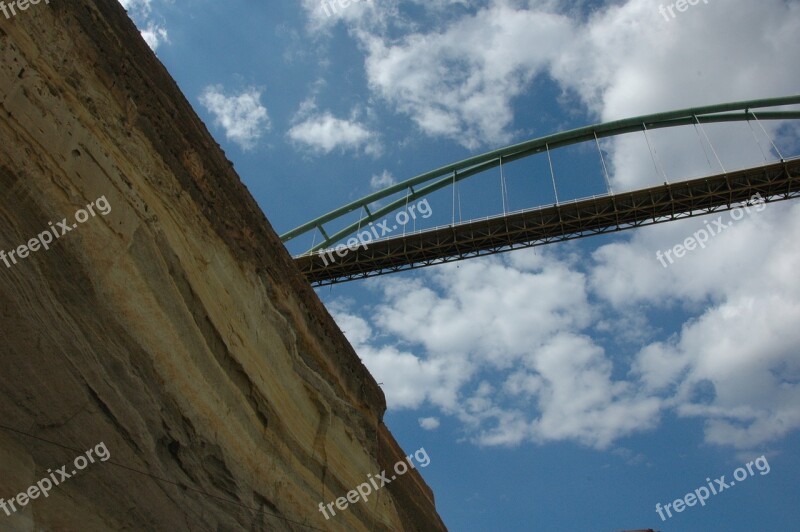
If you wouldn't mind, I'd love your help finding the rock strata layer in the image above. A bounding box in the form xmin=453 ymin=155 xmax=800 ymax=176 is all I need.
xmin=0 ymin=2 xmax=447 ymax=530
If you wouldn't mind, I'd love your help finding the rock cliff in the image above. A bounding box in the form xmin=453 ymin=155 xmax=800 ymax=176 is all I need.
xmin=0 ymin=2 xmax=447 ymax=530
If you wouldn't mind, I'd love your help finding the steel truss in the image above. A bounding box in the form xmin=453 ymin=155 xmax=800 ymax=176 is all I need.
xmin=296 ymin=159 xmax=800 ymax=285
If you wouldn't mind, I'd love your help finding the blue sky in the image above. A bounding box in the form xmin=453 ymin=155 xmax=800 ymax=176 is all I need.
xmin=120 ymin=1 xmax=800 ymax=530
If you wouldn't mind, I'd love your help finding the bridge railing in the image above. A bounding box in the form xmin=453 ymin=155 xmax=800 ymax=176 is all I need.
xmin=297 ymin=153 xmax=800 ymax=259
xmin=283 ymin=96 xmax=800 ymax=257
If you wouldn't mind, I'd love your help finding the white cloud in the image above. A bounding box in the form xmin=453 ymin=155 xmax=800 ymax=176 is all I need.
xmin=360 ymin=4 xmax=574 ymax=149
xmin=319 ymin=0 xmax=799 ymax=159
xmin=548 ymin=0 xmax=800 ymax=190
xmin=571 ymin=0 xmax=800 ymax=337
xmin=370 ymin=170 xmax=395 ymax=190
xmin=419 ymin=417 xmax=441 ymax=430
xmin=622 ymin=202 xmax=800 ymax=449
xmin=300 ymin=0 xmax=386 ymax=33
xmin=118 ymin=0 xmax=151 ymax=13
xmin=331 ymin=250 xmax=661 ymax=449
xmin=118 ymin=0 xmax=169 ymax=51
xmin=199 ymin=86 xmax=270 ymax=151
xmin=500 ymin=333 xmax=660 ymax=449
xmin=331 ymin=198 xmax=800 ymax=451
xmin=332 ymin=307 xmax=460 ymax=409
xmin=335 ymin=203 xmax=800 ymax=451
xmin=289 ymin=112 xmax=380 ymax=157
xmin=140 ymin=22 xmax=169 ymax=51
xmin=322 ymin=0 xmax=800 ymax=454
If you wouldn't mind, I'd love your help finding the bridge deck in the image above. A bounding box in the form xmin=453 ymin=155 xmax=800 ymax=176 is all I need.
xmin=295 ymin=159 xmax=800 ymax=285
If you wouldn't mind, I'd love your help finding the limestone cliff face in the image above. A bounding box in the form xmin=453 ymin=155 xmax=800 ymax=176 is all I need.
xmin=0 ymin=2 xmax=446 ymax=530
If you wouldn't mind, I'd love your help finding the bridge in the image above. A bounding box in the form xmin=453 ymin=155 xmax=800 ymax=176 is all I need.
xmin=281 ymin=96 xmax=800 ymax=286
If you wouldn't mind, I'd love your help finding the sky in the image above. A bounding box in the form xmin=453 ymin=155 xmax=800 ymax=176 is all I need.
xmin=118 ymin=1 xmax=800 ymax=530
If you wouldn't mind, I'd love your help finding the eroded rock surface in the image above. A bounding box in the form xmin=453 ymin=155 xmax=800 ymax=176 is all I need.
xmin=0 ymin=2 xmax=446 ymax=530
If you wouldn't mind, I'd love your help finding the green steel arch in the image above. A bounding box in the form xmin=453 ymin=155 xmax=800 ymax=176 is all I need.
xmin=281 ymin=95 xmax=800 ymax=253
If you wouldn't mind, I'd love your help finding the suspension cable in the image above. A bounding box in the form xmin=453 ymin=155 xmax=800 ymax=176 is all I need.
xmin=546 ymin=143 xmax=559 ymax=204
xmin=594 ymin=131 xmax=613 ymax=194
xmin=745 ymin=111 xmax=770 ymax=165
xmin=752 ymin=111 xmax=785 ymax=161
xmin=694 ymin=114 xmax=726 ymax=173
xmin=643 ymin=123 xmax=668 ymax=182
xmin=500 ymin=156 xmax=508 ymax=214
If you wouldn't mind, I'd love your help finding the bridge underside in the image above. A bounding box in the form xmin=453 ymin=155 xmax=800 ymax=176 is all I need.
xmin=295 ymin=159 xmax=800 ymax=286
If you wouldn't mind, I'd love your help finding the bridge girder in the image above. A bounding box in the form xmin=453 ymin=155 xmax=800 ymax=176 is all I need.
xmin=281 ymin=95 xmax=800 ymax=253
xmin=295 ymin=159 xmax=800 ymax=286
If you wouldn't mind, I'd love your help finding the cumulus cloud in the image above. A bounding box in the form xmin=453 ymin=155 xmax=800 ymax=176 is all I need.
xmin=361 ymin=4 xmax=574 ymax=149
xmin=140 ymin=23 xmax=169 ymax=50
xmin=335 ymin=203 xmax=800 ymax=451
xmin=288 ymin=103 xmax=381 ymax=156
xmin=322 ymin=0 xmax=800 ymax=454
xmin=300 ymin=0 xmax=385 ymax=32
xmin=118 ymin=0 xmax=169 ymax=51
xmin=199 ymin=86 xmax=270 ymax=151
xmin=419 ymin=417 xmax=441 ymax=430
xmin=118 ymin=0 xmax=152 ymax=14
xmin=309 ymin=0 xmax=798 ymax=158
xmin=332 ymin=250 xmax=661 ymax=449
xmin=620 ymin=201 xmax=800 ymax=450
xmin=370 ymin=170 xmax=395 ymax=190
